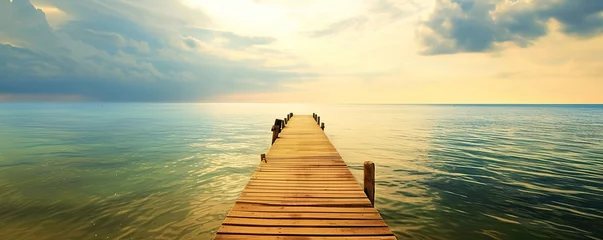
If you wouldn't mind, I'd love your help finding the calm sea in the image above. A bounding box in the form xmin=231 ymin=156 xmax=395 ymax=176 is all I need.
xmin=0 ymin=103 xmax=602 ymax=240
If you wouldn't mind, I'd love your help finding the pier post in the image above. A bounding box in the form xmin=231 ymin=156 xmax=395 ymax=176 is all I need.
xmin=274 ymin=119 xmax=284 ymax=133
xmin=364 ymin=161 xmax=375 ymax=206
xmin=271 ymin=125 xmax=279 ymax=144
xmin=321 ymin=122 xmax=325 ymax=130
xmin=261 ymin=153 xmax=267 ymax=163
xmin=284 ymin=118 xmax=288 ymax=125
xmin=317 ymin=116 xmax=320 ymax=125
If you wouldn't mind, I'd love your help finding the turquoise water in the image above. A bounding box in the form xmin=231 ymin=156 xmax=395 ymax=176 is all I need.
xmin=0 ymin=103 xmax=602 ymax=240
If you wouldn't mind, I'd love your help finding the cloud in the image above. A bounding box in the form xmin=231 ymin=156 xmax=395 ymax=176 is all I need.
xmin=182 ymin=28 xmax=276 ymax=49
xmin=0 ymin=0 xmax=311 ymax=101
xmin=304 ymin=16 xmax=369 ymax=38
xmin=302 ymin=0 xmax=426 ymax=39
xmin=370 ymin=0 xmax=423 ymax=20
xmin=0 ymin=0 xmax=62 ymax=53
xmin=182 ymin=36 xmax=199 ymax=48
xmin=417 ymin=0 xmax=603 ymax=55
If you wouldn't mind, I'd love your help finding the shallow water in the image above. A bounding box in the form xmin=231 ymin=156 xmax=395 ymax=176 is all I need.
xmin=0 ymin=103 xmax=602 ymax=239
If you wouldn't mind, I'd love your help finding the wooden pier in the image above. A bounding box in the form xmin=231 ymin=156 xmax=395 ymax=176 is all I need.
xmin=214 ymin=114 xmax=396 ymax=239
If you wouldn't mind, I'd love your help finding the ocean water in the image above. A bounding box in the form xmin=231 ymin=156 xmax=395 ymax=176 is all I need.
xmin=0 ymin=103 xmax=602 ymax=240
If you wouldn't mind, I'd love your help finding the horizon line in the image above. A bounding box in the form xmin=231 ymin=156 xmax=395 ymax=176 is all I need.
xmin=1 ymin=101 xmax=602 ymax=105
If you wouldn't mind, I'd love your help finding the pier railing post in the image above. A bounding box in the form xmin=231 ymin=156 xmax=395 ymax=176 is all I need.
xmin=274 ymin=119 xmax=284 ymax=133
xmin=364 ymin=161 xmax=375 ymax=206
xmin=271 ymin=125 xmax=279 ymax=144
xmin=284 ymin=118 xmax=288 ymax=125
xmin=261 ymin=153 xmax=267 ymax=163
xmin=321 ymin=122 xmax=325 ymax=130
xmin=317 ymin=116 xmax=320 ymax=125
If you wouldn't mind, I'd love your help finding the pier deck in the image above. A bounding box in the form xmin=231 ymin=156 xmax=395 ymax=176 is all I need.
xmin=214 ymin=114 xmax=395 ymax=239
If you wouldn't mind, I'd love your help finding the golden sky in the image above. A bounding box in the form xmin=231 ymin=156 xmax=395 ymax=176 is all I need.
xmin=2 ymin=0 xmax=602 ymax=103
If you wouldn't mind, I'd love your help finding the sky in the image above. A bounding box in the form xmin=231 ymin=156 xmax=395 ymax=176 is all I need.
xmin=0 ymin=0 xmax=602 ymax=103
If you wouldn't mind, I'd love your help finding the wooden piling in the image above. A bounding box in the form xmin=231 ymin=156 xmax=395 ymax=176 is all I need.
xmin=321 ymin=122 xmax=325 ymax=130
xmin=364 ymin=161 xmax=375 ymax=207
xmin=274 ymin=119 xmax=284 ymax=133
xmin=317 ymin=116 xmax=321 ymax=125
xmin=271 ymin=125 xmax=279 ymax=145
xmin=260 ymin=153 xmax=266 ymax=163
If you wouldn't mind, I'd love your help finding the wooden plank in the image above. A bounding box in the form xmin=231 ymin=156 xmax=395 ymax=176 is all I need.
xmin=260 ymin=161 xmax=345 ymax=164
xmin=258 ymin=167 xmax=350 ymax=171
xmin=222 ymin=218 xmax=388 ymax=227
xmin=226 ymin=211 xmax=385 ymax=219
xmin=258 ymin=166 xmax=349 ymax=169
xmin=215 ymin=235 xmax=397 ymax=240
xmin=217 ymin=225 xmax=394 ymax=236
xmin=241 ymin=193 xmax=367 ymax=198
xmin=245 ymin=184 xmax=361 ymax=188
xmin=253 ymin=172 xmax=352 ymax=176
xmin=232 ymin=204 xmax=378 ymax=213
xmin=251 ymin=177 xmax=357 ymax=181
xmin=242 ymin=189 xmax=364 ymax=194
xmin=237 ymin=197 xmax=371 ymax=203
xmin=244 ymin=186 xmax=364 ymax=191
xmin=255 ymin=171 xmax=352 ymax=175
xmin=253 ymin=172 xmax=354 ymax=176
xmin=248 ymin=180 xmax=359 ymax=184
xmin=235 ymin=200 xmax=372 ymax=207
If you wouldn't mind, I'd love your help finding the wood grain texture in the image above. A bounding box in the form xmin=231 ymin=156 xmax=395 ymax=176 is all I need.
xmin=215 ymin=236 xmax=396 ymax=240
xmin=214 ymin=115 xmax=395 ymax=239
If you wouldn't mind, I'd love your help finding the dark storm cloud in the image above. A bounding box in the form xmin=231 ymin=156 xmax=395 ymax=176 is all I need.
xmin=418 ymin=0 xmax=603 ymax=55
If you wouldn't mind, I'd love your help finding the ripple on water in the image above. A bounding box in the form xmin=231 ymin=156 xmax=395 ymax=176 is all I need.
xmin=0 ymin=104 xmax=602 ymax=240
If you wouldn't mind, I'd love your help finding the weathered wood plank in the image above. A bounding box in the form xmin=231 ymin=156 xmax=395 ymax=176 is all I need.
xmin=248 ymin=180 xmax=359 ymax=184
xmin=253 ymin=172 xmax=354 ymax=176
xmin=235 ymin=200 xmax=372 ymax=207
xmin=237 ymin=197 xmax=371 ymax=203
xmin=226 ymin=211 xmax=384 ymax=219
xmin=242 ymin=189 xmax=363 ymax=194
xmin=215 ymin=235 xmax=397 ymax=240
xmin=217 ymin=225 xmax=393 ymax=236
xmin=241 ymin=192 xmax=367 ymax=198
xmin=223 ymin=218 xmax=388 ymax=227
xmin=231 ymin=204 xmax=378 ymax=213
